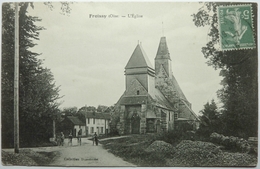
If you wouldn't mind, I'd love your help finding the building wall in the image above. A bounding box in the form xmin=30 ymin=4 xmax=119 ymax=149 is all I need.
xmin=126 ymin=74 xmax=148 ymax=92
xmin=148 ymin=75 xmax=155 ymax=98
xmin=125 ymin=78 xmax=147 ymax=96
xmin=73 ymin=125 xmax=86 ymax=137
xmin=86 ymin=118 xmax=107 ymax=136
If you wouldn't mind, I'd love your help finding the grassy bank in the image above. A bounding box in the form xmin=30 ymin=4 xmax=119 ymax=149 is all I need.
xmin=100 ymin=134 xmax=170 ymax=166
xmin=2 ymin=149 xmax=59 ymax=166
xmin=100 ymin=133 xmax=257 ymax=167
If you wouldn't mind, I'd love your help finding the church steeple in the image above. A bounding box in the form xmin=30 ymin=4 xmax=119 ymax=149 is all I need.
xmin=155 ymin=37 xmax=171 ymax=60
xmin=125 ymin=44 xmax=153 ymax=69
xmin=125 ymin=43 xmax=155 ymax=96
xmin=155 ymin=37 xmax=172 ymax=77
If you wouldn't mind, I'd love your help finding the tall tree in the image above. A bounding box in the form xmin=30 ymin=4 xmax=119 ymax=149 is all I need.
xmin=2 ymin=3 xmax=61 ymax=147
xmin=192 ymin=2 xmax=257 ymax=137
xmin=198 ymin=100 xmax=221 ymax=137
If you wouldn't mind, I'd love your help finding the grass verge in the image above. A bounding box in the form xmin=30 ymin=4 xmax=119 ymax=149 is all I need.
xmin=2 ymin=149 xmax=60 ymax=166
xmin=100 ymin=133 xmax=257 ymax=167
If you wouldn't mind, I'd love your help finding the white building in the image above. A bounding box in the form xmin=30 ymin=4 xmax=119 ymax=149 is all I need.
xmin=80 ymin=111 xmax=111 ymax=136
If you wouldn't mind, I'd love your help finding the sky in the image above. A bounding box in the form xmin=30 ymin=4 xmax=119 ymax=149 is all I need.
xmin=28 ymin=2 xmax=223 ymax=114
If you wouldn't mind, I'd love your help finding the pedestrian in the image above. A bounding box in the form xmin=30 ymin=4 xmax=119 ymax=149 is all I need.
xmin=77 ymin=128 xmax=82 ymax=146
xmin=68 ymin=132 xmax=73 ymax=146
xmin=93 ymin=132 xmax=98 ymax=146
xmin=60 ymin=132 xmax=65 ymax=146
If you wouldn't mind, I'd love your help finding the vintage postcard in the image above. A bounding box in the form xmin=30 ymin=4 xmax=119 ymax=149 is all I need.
xmin=1 ymin=1 xmax=258 ymax=167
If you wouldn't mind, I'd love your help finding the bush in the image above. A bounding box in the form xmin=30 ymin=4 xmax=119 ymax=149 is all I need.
xmin=210 ymin=132 xmax=252 ymax=153
xmin=155 ymin=130 xmax=187 ymax=146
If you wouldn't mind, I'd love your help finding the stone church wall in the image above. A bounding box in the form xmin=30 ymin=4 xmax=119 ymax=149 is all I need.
xmin=126 ymin=74 xmax=149 ymax=92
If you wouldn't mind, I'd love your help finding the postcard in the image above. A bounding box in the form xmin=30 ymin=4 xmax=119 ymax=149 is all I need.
xmin=1 ymin=1 xmax=258 ymax=167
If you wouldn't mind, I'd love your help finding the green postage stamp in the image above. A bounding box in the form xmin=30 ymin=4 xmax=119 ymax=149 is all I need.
xmin=217 ymin=4 xmax=256 ymax=50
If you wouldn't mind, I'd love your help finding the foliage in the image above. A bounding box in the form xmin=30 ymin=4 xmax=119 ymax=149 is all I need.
xmin=109 ymin=105 xmax=121 ymax=135
xmin=100 ymin=135 xmax=168 ymax=166
xmin=2 ymin=3 xmax=61 ymax=148
xmin=43 ymin=2 xmax=73 ymax=15
xmin=192 ymin=2 xmax=258 ymax=138
xmin=154 ymin=131 xmax=185 ymax=146
xmin=156 ymin=78 xmax=179 ymax=108
xmin=197 ymin=100 xmax=222 ymax=137
xmin=78 ymin=105 xmax=96 ymax=112
xmin=60 ymin=107 xmax=78 ymax=116
xmin=210 ymin=132 xmax=252 ymax=153
xmin=97 ymin=105 xmax=108 ymax=113
xmin=101 ymin=135 xmax=257 ymax=167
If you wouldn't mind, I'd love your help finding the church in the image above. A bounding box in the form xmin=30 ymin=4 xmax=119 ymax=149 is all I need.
xmin=115 ymin=37 xmax=199 ymax=135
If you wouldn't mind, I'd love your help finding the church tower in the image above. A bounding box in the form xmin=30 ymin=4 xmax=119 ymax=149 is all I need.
xmin=125 ymin=44 xmax=155 ymax=97
xmin=155 ymin=37 xmax=173 ymax=78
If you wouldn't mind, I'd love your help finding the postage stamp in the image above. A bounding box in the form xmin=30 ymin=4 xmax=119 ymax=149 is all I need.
xmin=217 ymin=4 xmax=256 ymax=51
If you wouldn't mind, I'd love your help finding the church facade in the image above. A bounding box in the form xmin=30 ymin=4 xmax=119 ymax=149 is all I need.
xmin=116 ymin=37 xmax=199 ymax=135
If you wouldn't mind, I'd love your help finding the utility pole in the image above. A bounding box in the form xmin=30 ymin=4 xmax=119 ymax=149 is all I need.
xmin=53 ymin=118 xmax=56 ymax=138
xmin=14 ymin=2 xmax=20 ymax=153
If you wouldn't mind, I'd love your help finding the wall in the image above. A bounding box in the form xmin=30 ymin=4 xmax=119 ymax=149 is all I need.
xmin=86 ymin=118 xmax=107 ymax=135
xmin=73 ymin=125 xmax=86 ymax=137
xmin=126 ymin=74 xmax=148 ymax=93
xmin=125 ymin=78 xmax=147 ymax=96
xmin=148 ymin=75 xmax=155 ymax=98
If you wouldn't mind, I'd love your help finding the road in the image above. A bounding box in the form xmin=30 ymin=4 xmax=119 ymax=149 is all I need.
xmin=49 ymin=137 xmax=135 ymax=167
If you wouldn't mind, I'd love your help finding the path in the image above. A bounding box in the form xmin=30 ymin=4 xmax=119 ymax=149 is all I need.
xmin=49 ymin=137 xmax=135 ymax=167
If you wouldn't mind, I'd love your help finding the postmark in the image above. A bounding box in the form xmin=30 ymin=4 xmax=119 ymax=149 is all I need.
xmin=217 ymin=4 xmax=255 ymax=51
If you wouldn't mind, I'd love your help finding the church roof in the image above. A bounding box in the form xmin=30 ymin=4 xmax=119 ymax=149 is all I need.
xmin=155 ymin=37 xmax=171 ymax=60
xmin=180 ymin=100 xmax=200 ymax=121
xmin=171 ymin=74 xmax=188 ymax=101
xmin=120 ymin=95 xmax=148 ymax=105
xmin=153 ymin=88 xmax=174 ymax=110
xmin=125 ymin=44 xmax=153 ymax=69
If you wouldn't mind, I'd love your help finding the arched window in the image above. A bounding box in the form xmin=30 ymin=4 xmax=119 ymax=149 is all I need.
xmin=137 ymin=90 xmax=140 ymax=95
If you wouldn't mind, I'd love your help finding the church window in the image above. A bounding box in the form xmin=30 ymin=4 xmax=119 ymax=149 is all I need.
xmin=137 ymin=90 xmax=140 ymax=95
xmin=169 ymin=112 xmax=171 ymax=121
xmin=174 ymin=113 xmax=178 ymax=120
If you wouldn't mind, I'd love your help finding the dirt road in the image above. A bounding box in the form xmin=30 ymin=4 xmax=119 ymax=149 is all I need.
xmin=49 ymin=137 xmax=135 ymax=167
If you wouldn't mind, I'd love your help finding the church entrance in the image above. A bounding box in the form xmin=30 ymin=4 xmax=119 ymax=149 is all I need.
xmin=146 ymin=119 xmax=155 ymax=133
xmin=131 ymin=112 xmax=140 ymax=134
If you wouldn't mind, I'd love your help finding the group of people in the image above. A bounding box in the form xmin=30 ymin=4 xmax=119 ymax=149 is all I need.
xmin=56 ymin=130 xmax=99 ymax=146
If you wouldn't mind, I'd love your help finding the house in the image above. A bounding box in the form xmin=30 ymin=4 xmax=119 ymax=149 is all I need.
xmin=79 ymin=111 xmax=111 ymax=136
xmin=115 ymin=36 xmax=200 ymax=135
xmin=59 ymin=116 xmax=86 ymax=137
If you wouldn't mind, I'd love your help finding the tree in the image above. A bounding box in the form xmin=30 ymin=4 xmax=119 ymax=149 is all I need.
xmin=2 ymin=3 xmax=62 ymax=147
xmin=198 ymin=100 xmax=221 ymax=137
xmin=192 ymin=2 xmax=257 ymax=137
xmin=60 ymin=107 xmax=78 ymax=116
xmin=97 ymin=105 xmax=108 ymax=113
xmin=109 ymin=105 xmax=120 ymax=135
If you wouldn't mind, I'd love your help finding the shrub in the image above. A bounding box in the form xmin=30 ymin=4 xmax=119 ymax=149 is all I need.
xmin=154 ymin=130 xmax=188 ymax=146
xmin=210 ymin=132 xmax=252 ymax=153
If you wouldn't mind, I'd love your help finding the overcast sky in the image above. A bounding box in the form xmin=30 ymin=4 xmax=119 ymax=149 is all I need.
xmin=28 ymin=2 xmax=223 ymax=114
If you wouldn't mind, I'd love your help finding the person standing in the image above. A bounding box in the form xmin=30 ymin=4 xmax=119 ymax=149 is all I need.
xmin=60 ymin=132 xmax=65 ymax=146
xmin=93 ymin=132 xmax=98 ymax=146
xmin=77 ymin=128 xmax=82 ymax=145
xmin=68 ymin=132 xmax=73 ymax=146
